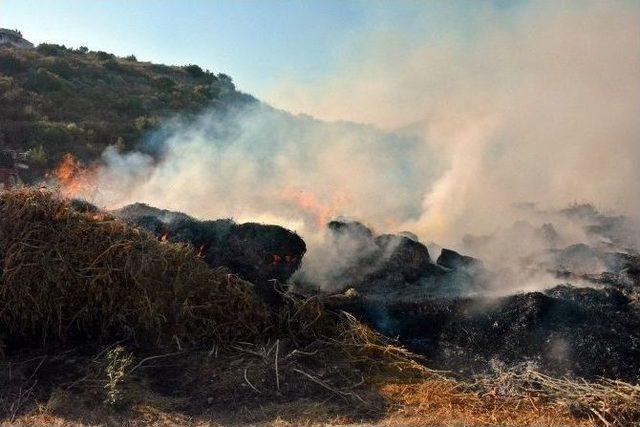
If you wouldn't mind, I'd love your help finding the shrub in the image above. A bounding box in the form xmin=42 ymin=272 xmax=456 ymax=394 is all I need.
xmin=0 ymin=75 xmax=13 ymax=92
xmin=0 ymin=52 xmax=26 ymax=73
xmin=94 ymin=51 xmax=115 ymax=61
xmin=29 ymin=145 xmax=48 ymax=167
xmin=154 ymin=76 xmax=175 ymax=91
xmin=44 ymin=57 xmax=75 ymax=79
xmin=183 ymin=64 xmax=205 ymax=78
xmin=26 ymin=68 xmax=64 ymax=92
xmin=37 ymin=43 xmax=68 ymax=56
xmin=134 ymin=116 xmax=158 ymax=132
xmin=115 ymin=96 xmax=144 ymax=115
xmin=103 ymin=346 xmax=133 ymax=407
xmin=192 ymin=84 xmax=217 ymax=102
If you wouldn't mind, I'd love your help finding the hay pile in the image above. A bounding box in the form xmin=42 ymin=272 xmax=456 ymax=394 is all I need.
xmin=0 ymin=188 xmax=270 ymax=347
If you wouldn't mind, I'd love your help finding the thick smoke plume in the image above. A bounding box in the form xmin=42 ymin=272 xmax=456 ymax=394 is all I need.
xmin=79 ymin=105 xmax=434 ymax=238
xmin=269 ymin=0 xmax=640 ymax=246
xmin=66 ymin=1 xmax=639 ymax=294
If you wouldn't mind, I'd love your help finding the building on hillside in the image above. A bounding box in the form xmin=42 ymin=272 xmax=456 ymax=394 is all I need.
xmin=0 ymin=28 xmax=34 ymax=49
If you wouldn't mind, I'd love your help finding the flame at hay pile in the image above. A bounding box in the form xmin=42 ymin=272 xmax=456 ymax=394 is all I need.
xmin=50 ymin=153 xmax=98 ymax=198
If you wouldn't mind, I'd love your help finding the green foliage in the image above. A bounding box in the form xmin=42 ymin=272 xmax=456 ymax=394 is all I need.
xmin=183 ymin=64 xmax=205 ymax=78
xmin=36 ymin=43 xmax=68 ymax=56
xmin=103 ymin=346 xmax=133 ymax=407
xmin=134 ymin=116 xmax=158 ymax=132
xmin=0 ymin=52 xmax=26 ymax=73
xmin=193 ymin=84 xmax=218 ymax=103
xmin=43 ymin=57 xmax=75 ymax=79
xmin=27 ymin=68 xmax=64 ymax=92
xmin=102 ymin=59 xmax=120 ymax=71
xmin=35 ymin=121 xmax=73 ymax=146
xmin=0 ymin=75 xmax=13 ymax=92
xmin=115 ymin=96 xmax=144 ymax=115
xmin=0 ymin=44 xmax=256 ymax=180
xmin=154 ymin=76 xmax=175 ymax=91
xmin=115 ymin=136 xmax=126 ymax=152
xmin=29 ymin=145 xmax=48 ymax=167
xmin=94 ymin=51 xmax=115 ymax=61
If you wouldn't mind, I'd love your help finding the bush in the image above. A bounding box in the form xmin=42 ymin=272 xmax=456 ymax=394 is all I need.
xmin=29 ymin=145 xmax=48 ymax=167
xmin=94 ymin=51 xmax=115 ymax=61
xmin=134 ymin=116 xmax=158 ymax=132
xmin=103 ymin=58 xmax=123 ymax=72
xmin=115 ymin=96 xmax=144 ymax=115
xmin=154 ymin=76 xmax=175 ymax=91
xmin=35 ymin=121 xmax=73 ymax=146
xmin=44 ymin=57 xmax=75 ymax=79
xmin=26 ymin=68 xmax=64 ymax=92
xmin=192 ymin=84 xmax=217 ymax=103
xmin=37 ymin=43 xmax=68 ymax=56
xmin=183 ymin=64 xmax=205 ymax=78
xmin=0 ymin=75 xmax=13 ymax=92
xmin=0 ymin=52 xmax=26 ymax=73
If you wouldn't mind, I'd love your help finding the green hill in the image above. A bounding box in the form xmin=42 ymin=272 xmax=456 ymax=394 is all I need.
xmin=0 ymin=43 xmax=255 ymax=180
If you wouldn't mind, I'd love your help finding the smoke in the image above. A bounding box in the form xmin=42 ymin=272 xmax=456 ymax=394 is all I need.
xmin=81 ymin=104 xmax=435 ymax=238
xmin=65 ymin=1 xmax=639 ymax=295
xmin=269 ymin=0 xmax=640 ymax=247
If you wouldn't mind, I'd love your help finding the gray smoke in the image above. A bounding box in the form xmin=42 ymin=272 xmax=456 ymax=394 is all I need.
xmin=69 ymin=1 xmax=640 ymax=295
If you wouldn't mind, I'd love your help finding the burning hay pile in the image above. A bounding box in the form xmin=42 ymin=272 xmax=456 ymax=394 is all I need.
xmin=112 ymin=202 xmax=307 ymax=306
xmin=0 ymin=188 xmax=270 ymax=347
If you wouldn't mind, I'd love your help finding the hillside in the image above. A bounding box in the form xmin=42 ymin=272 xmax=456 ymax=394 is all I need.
xmin=0 ymin=43 xmax=255 ymax=179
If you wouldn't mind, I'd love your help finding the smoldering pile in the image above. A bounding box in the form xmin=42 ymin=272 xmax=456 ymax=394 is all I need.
xmin=68 ymin=197 xmax=640 ymax=382
xmin=298 ymin=211 xmax=640 ymax=382
xmin=71 ymin=200 xmax=307 ymax=306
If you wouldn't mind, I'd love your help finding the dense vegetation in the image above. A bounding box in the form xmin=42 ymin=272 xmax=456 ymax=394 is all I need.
xmin=0 ymin=43 xmax=255 ymax=179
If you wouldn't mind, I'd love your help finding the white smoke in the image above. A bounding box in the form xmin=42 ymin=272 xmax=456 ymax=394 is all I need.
xmin=70 ymin=1 xmax=639 ymax=294
xmin=82 ymin=104 xmax=436 ymax=239
xmin=269 ymin=0 xmax=640 ymax=248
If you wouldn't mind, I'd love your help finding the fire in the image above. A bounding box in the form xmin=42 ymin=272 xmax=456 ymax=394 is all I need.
xmin=160 ymin=232 xmax=169 ymax=242
xmin=50 ymin=153 xmax=97 ymax=198
xmin=279 ymin=186 xmax=347 ymax=228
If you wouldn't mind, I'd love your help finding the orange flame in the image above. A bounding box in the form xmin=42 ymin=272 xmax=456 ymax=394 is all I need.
xmin=279 ymin=187 xmax=346 ymax=229
xmin=51 ymin=153 xmax=97 ymax=198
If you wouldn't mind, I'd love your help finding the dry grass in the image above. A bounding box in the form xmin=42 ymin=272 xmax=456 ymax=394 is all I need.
xmin=0 ymin=188 xmax=269 ymax=347
xmin=377 ymin=379 xmax=592 ymax=426
xmin=471 ymin=366 xmax=640 ymax=426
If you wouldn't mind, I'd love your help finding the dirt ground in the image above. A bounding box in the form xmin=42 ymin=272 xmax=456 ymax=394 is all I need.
xmin=1 ymin=349 xmax=596 ymax=427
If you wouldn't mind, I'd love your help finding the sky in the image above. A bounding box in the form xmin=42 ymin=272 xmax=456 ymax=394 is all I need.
xmin=0 ymin=0 xmax=518 ymax=112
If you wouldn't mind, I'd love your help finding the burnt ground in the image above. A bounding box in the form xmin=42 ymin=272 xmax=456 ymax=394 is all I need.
xmin=328 ymin=284 xmax=640 ymax=382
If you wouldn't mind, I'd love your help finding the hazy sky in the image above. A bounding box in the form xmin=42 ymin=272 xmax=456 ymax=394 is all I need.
xmin=0 ymin=0 xmax=518 ymax=108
